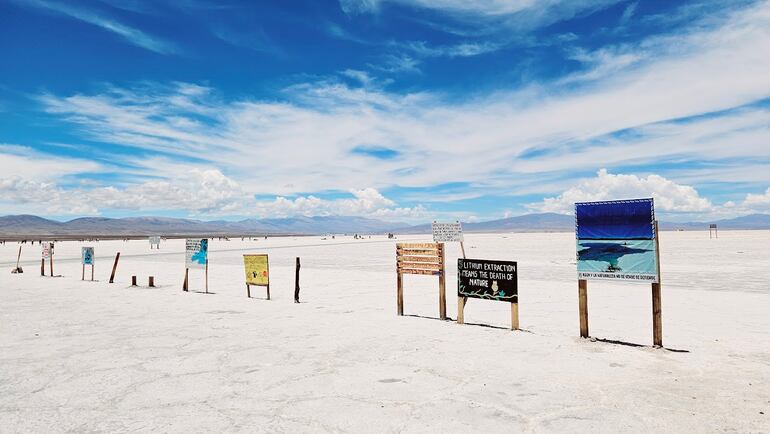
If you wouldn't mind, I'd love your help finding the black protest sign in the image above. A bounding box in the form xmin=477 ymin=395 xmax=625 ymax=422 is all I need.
xmin=458 ymin=258 xmax=517 ymax=302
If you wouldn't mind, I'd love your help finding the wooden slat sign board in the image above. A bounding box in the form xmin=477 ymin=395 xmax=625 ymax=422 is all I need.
xmin=243 ymin=254 xmax=270 ymax=300
xmin=457 ymin=258 xmax=519 ymax=330
xmin=396 ymin=243 xmax=446 ymax=319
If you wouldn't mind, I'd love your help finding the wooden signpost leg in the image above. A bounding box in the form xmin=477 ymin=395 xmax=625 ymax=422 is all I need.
xmin=50 ymin=255 xmax=54 ymax=277
xmin=82 ymin=264 xmax=85 ymax=281
xmin=41 ymin=258 xmax=44 ymax=276
xmin=294 ymin=257 xmax=301 ymax=303
xmin=652 ymin=282 xmax=663 ymax=347
xmin=266 ymin=284 xmax=270 ymax=301
xmin=511 ymin=301 xmax=519 ymax=331
xmin=109 ymin=252 xmax=120 ymax=283
xmin=457 ymin=297 xmax=465 ymax=324
xmin=396 ymin=272 xmax=404 ymax=316
xmin=438 ymin=271 xmax=447 ymax=320
xmin=183 ymin=268 xmax=189 ymax=292
xmin=652 ymin=220 xmax=663 ymax=347
xmin=205 ymin=260 xmax=209 ymax=294
xmin=246 ymin=283 xmax=251 ymax=298
xmin=578 ymin=279 xmax=589 ymax=338
xmin=91 ymin=265 xmax=94 ymax=282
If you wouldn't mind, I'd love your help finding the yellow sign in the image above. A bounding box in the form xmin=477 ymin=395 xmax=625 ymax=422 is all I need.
xmin=244 ymin=254 xmax=269 ymax=286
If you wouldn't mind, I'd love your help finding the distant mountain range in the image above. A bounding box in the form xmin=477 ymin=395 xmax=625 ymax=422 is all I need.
xmin=1 ymin=213 xmax=770 ymax=237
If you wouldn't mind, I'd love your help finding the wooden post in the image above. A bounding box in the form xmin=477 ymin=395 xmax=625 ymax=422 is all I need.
xmin=266 ymin=284 xmax=270 ymax=301
xmin=511 ymin=301 xmax=519 ymax=331
xmin=396 ymin=272 xmax=404 ymax=316
xmin=91 ymin=264 xmax=94 ymax=282
xmin=41 ymin=258 xmax=45 ymax=276
xmin=205 ymin=260 xmax=209 ymax=294
xmin=131 ymin=275 xmax=137 ymax=286
xmin=457 ymin=297 xmax=465 ymax=324
xmin=652 ymin=220 xmax=663 ymax=347
xmin=459 ymin=241 xmax=466 ymax=259
xmin=49 ymin=253 xmax=54 ymax=277
xmin=183 ymin=268 xmax=189 ymax=292
xmin=294 ymin=257 xmax=301 ymax=303
xmin=82 ymin=264 xmax=85 ymax=281
xmin=246 ymin=283 xmax=251 ymax=298
xmin=438 ymin=243 xmax=447 ymax=320
xmin=149 ymin=276 xmax=155 ymax=287
xmin=15 ymin=246 xmax=22 ymax=271
xmin=109 ymin=252 xmax=120 ymax=283
xmin=578 ymin=279 xmax=589 ymax=338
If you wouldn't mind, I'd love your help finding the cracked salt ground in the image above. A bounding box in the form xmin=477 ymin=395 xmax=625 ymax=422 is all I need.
xmin=0 ymin=232 xmax=769 ymax=432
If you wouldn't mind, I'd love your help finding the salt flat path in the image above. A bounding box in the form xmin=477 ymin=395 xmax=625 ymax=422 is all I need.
xmin=0 ymin=232 xmax=768 ymax=432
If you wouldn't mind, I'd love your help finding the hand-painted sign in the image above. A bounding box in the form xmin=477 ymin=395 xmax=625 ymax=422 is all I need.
xmin=82 ymin=247 xmax=94 ymax=265
xmin=42 ymin=243 xmax=53 ymax=259
xmin=185 ymin=239 xmax=208 ymax=269
xmin=458 ymin=258 xmax=517 ymax=302
xmin=432 ymin=221 xmax=463 ymax=243
xmin=149 ymin=236 xmax=161 ymax=247
xmin=243 ymin=254 xmax=269 ymax=286
xmin=575 ymin=198 xmax=658 ymax=283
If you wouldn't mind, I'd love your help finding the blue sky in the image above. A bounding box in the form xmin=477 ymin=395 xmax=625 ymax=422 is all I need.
xmin=1 ymin=0 xmax=769 ymax=222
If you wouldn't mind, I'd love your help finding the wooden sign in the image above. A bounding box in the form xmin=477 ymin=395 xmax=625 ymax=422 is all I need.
xmin=396 ymin=242 xmax=446 ymax=320
xmin=149 ymin=236 xmax=161 ymax=249
xmin=574 ymin=198 xmax=663 ymax=347
xmin=709 ymin=224 xmax=718 ymax=239
xmin=457 ymin=258 xmax=519 ymax=329
xmin=81 ymin=247 xmax=94 ymax=281
xmin=243 ymin=254 xmax=270 ymax=299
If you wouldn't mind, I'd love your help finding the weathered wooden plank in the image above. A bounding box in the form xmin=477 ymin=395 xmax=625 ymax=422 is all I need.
xmin=398 ymin=268 xmax=441 ymax=276
xmin=398 ymin=262 xmax=442 ymax=270
xmin=397 ymin=255 xmax=442 ymax=263
xmin=397 ymin=248 xmax=440 ymax=256
xmin=397 ymin=242 xmax=440 ymax=249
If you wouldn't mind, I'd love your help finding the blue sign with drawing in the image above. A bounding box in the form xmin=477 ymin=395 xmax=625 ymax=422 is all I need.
xmin=575 ymin=198 xmax=659 ymax=283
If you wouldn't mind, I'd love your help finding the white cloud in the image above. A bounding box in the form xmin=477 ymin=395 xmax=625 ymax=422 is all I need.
xmin=12 ymin=0 xmax=178 ymax=54
xmin=743 ymin=188 xmax=770 ymax=209
xmin=7 ymin=1 xmax=770 ymax=218
xmin=531 ymin=169 xmax=713 ymax=214
xmin=0 ymin=169 xmax=425 ymax=219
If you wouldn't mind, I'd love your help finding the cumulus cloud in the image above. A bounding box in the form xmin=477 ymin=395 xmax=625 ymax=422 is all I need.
xmin=531 ymin=169 xmax=713 ymax=214
xmin=743 ymin=188 xmax=770 ymax=210
xmin=0 ymin=170 xmax=424 ymax=219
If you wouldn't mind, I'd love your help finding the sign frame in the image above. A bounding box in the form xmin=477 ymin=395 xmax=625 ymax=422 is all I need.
xmin=574 ymin=198 xmax=663 ymax=347
xmin=182 ymin=238 xmax=209 ymax=293
xmin=456 ymin=258 xmax=519 ymax=330
xmin=81 ymin=246 xmax=95 ymax=281
xmin=396 ymin=242 xmax=446 ymax=320
xmin=243 ymin=254 xmax=270 ymax=300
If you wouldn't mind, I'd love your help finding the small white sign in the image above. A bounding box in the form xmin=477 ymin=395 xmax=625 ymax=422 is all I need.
xmin=149 ymin=236 xmax=161 ymax=247
xmin=185 ymin=239 xmax=208 ymax=269
xmin=432 ymin=221 xmax=464 ymax=243
xmin=41 ymin=243 xmax=53 ymax=259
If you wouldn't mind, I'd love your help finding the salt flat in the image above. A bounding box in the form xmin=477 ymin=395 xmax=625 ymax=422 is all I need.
xmin=0 ymin=231 xmax=768 ymax=433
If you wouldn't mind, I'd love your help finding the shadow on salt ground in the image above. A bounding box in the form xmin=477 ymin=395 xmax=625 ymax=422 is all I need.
xmin=403 ymin=314 xmax=534 ymax=333
xmin=187 ymin=290 xmax=217 ymax=295
xmin=593 ymin=337 xmax=690 ymax=353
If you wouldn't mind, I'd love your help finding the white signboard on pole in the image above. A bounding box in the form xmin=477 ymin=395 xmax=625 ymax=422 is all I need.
xmin=42 ymin=243 xmax=52 ymax=259
xmin=149 ymin=236 xmax=161 ymax=248
xmin=185 ymin=239 xmax=208 ymax=269
xmin=432 ymin=222 xmax=464 ymax=243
